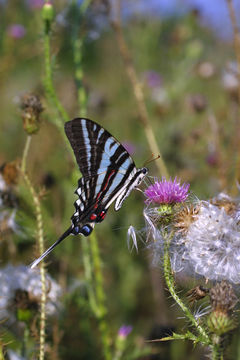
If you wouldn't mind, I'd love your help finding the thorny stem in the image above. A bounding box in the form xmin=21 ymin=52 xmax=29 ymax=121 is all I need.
xmin=226 ymin=0 xmax=240 ymax=188
xmin=211 ymin=339 xmax=224 ymax=360
xmin=21 ymin=135 xmax=32 ymax=174
xmin=111 ymin=0 xmax=169 ymax=179
xmin=163 ymin=233 xmax=210 ymax=345
xmin=73 ymin=35 xmax=87 ymax=117
xmin=21 ymin=170 xmax=46 ymax=360
xmin=43 ymin=9 xmax=69 ymax=129
xmin=72 ymin=0 xmax=91 ymax=117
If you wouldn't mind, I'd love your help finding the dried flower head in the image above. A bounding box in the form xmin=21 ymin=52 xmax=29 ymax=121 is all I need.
xmin=0 ymin=190 xmax=18 ymax=209
xmin=0 ymin=264 xmax=61 ymax=324
xmin=20 ymin=94 xmax=44 ymax=135
xmin=211 ymin=196 xmax=237 ymax=217
xmin=0 ymin=161 xmax=19 ymax=187
xmin=144 ymin=177 xmax=190 ymax=205
xmin=210 ymin=281 xmax=238 ymax=315
xmin=183 ymin=201 xmax=240 ymax=283
xmin=188 ymin=94 xmax=207 ymax=113
xmin=174 ymin=204 xmax=200 ymax=235
xmin=0 ymin=210 xmax=19 ymax=239
xmin=208 ymin=281 xmax=238 ymax=335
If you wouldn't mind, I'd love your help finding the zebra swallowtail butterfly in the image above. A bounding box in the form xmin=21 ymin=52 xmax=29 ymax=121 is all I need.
xmin=31 ymin=118 xmax=148 ymax=268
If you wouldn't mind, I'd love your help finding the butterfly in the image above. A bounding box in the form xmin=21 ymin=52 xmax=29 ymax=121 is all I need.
xmin=31 ymin=118 xmax=148 ymax=268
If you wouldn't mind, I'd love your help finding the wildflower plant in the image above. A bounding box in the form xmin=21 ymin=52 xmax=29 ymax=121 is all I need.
xmin=132 ymin=177 xmax=240 ymax=358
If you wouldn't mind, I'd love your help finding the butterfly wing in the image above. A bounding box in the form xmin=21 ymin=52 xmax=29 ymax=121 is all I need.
xmin=64 ymin=118 xmax=135 ymax=179
xmin=65 ymin=118 xmax=140 ymax=223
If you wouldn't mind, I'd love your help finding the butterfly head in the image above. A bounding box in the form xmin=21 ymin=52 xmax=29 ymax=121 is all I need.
xmin=137 ymin=167 xmax=148 ymax=184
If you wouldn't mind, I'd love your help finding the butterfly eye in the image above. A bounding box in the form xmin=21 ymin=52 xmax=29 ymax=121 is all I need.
xmin=81 ymin=225 xmax=93 ymax=236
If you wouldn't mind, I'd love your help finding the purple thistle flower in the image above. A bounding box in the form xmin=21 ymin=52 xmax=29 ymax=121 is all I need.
xmin=143 ymin=70 xmax=163 ymax=88
xmin=7 ymin=24 xmax=26 ymax=39
xmin=118 ymin=325 xmax=133 ymax=339
xmin=28 ymin=0 xmax=44 ymax=10
xmin=144 ymin=177 xmax=190 ymax=205
xmin=122 ymin=141 xmax=136 ymax=156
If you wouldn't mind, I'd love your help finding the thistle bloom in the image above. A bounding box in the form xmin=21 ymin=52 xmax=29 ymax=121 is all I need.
xmin=144 ymin=177 xmax=190 ymax=205
xmin=7 ymin=24 xmax=26 ymax=39
xmin=143 ymin=70 xmax=163 ymax=88
xmin=118 ymin=325 xmax=133 ymax=339
xmin=28 ymin=0 xmax=43 ymax=9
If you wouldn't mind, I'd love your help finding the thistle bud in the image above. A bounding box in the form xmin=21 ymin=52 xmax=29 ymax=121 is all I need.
xmin=42 ymin=1 xmax=54 ymax=23
xmin=207 ymin=311 xmax=236 ymax=336
xmin=207 ymin=281 xmax=238 ymax=335
xmin=20 ymin=94 xmax=43 ymax=135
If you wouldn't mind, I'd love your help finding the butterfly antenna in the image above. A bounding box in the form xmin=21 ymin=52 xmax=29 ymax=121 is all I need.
xmin=30 ymin=226 xmax=73 ymax=269
xmin=143 ymin=154 xmax=160 ymax=167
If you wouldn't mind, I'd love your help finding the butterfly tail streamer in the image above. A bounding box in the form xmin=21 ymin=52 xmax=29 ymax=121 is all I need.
xmin=30 ymin=226 xmax=73 ymax=269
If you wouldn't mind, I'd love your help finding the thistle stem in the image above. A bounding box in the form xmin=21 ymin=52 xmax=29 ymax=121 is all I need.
xmin=21 ymin=135 xmax=32 ymax=174
xmin=20 ymin=170 xmax=46 ymax=360
xmin=211 ymin=340 xmax=224 ymax=360
xmin=163 ymin=233 xmax=210 ymax=345
xmin=43 ymin=8 xmax=69 ymax=128
xmin=72 ymin=0 xmax=91 ymax=116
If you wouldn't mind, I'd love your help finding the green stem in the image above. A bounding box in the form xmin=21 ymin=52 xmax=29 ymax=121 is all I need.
xmin=81 ymin=237 xmax=98 ymax=315
xmin=90 ymin=233 xmax=112 ymax=360
xmin=71 ymin=0 xmax=91 ymax=116
xmin=43 ymin=14 xmax=69 ymax=127
xmin=21 ymin=135 xmax=32 ymax=173
xmin=21 ymin=170 xmax=46 ymax=360
xmin=211 ymin=336 xmax=224 ymax=360
xmin=73 ymin=36 xmax=87 ymax=117
xmin=163 ymin=233 xmax=210 ymax=345
xmin=0 ymin=344 xmax=4 ymax=360
xmin=22 ymin=326 xmax=29 ymax=358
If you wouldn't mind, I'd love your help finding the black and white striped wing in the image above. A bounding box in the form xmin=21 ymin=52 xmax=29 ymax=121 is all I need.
xmin=65 ymin=118 xmax=134 ymax=179
xmin=65 ymin=118 xmax=146 ymax=225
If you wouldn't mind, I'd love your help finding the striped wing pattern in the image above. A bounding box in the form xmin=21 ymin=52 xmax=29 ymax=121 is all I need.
xmin=30 ymin=118 xmax=148 ymax=269
xmin=64 ymin=118 xmax=148 ymax=231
